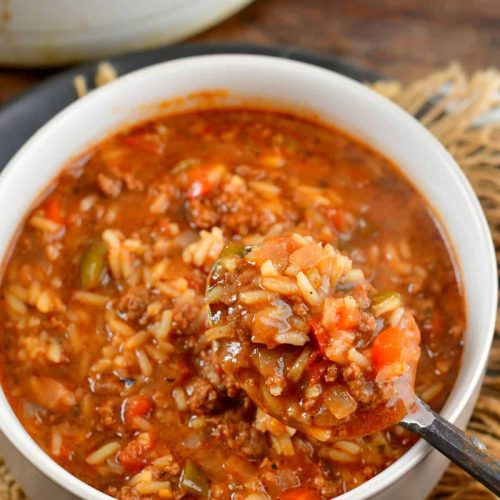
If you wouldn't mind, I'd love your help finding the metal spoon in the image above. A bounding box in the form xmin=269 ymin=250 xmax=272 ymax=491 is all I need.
xmin=401 ymin=396 xmax=500 ymax=495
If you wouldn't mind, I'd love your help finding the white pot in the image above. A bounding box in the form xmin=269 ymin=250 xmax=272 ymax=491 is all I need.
xmin=0 ymin=0 xmax=254 ymax=66
xmin=0 ymin=55 xmax=496 ymax=500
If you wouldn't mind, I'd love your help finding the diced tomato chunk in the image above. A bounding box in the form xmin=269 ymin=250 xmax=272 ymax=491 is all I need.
xmin=157 ymin=217 xmax=172 ymax=234
xmin=282 ymin=487 xmax=321 ymax=500
xmin=118 ymin=439 xmax=145 ymax=473
xmin=58 ymin=444 xmax=71 ymax=461
xmin=118 ymin=432 xmax=154 ymax=473
xmin=311 ymin=299 xmax=360 ymax=357
xmin=252 ymin=309 xmax=281 ymax=348
xmin=371 ymin=327 xmax=404 ymax=370
xmin=185 ymin=168 xmax=214 ymax=200
xmin=336 ymin=305 xmax=360 ymax=330
xmin=371 ymin=314 xmax=421 ymax=387
xmin=329 ymin=209 xmax=345 ymax=231
xmin=186 ymin=175 xmax=212 ymax=199
xmin=322 ymin=297 xmax=360 ymax=332
xmin=124 ymin=394 xmax=154 ymax=427
xmin=44 ymin=198 xmax=63 ymax=224
xmin=371 ymin=320 xmax=420 ymax=373
xmin=328 ymin=208 xmax=356 ymax=234
xmin=309 ymin=318 xmax=329 ymax=354
xmin=123 ymin=134 xmax=164 ymax=155
xmin=184 ymin=164 xmax=226 ymax=200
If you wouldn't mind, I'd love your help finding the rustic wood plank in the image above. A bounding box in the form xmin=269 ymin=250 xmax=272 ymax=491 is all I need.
xmin=194 ymin=0 xmax=500 ymax=81
xmin=0 ymin=0 xmax=499 ymax=100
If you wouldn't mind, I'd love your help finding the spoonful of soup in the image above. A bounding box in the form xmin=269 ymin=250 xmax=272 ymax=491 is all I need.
xmin=205 ymin=234 xmax=500 ymax=495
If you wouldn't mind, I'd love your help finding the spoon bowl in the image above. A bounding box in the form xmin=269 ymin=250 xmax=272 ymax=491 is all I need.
xmin=206 ymin=236 xmax=420 ymax=440
xmin=206 ymin=237 xmax=500 ymax=495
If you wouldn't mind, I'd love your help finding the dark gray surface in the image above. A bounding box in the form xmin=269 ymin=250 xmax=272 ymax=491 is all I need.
xmin=0 ymin=43 xmax=379 ymax=171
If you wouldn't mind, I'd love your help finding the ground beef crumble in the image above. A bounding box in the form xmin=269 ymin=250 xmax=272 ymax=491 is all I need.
xmin=185 ymin=376 xmax=220 ymax=414
xmin=212 ymin=420 xmax=267 ymax=460
xmin=95 ymin=400 xmax=118 ymax=428
xmin=117 ymin=287 xmax=150 ymax=321
xmin=186 ymin=181 xmax=297 ymax=237
xmin=96 ymin=172 xmax=122 ymax=198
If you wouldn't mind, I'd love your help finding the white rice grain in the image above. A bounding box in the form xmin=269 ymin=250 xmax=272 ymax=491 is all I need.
xmin=270 ymin=434 xmax=294 ymax=456
xmin=86 ymin=441 xmax=120 ymax=465
xmin=7 ymin=284 xmax=29 ymax=302
xmin=335 ymin=440 xmax=361 ymax=455
xmin=149 ymin=193 xmax=169 ymax=214
xmin=102 ymin=229 xmax=122 ymax=249
xmin=80 ymin=195 xmax=97 ymax=212
xmin=172 ymin=387 xmax=187 ymax=411
xmin=134 ymin=481 xmax=172 ymax=496
xmin=388 ymin=306 xmax=405 ymax=326
xmin=275 ymin=332 xmax=309 ymax=346
xmin=261 ymin=260 xmax=280 ymax=277
xmin=182 ymin=227 xmax=224 ymax=269
xmin=262 ymin=277 xmax=299 ymax=295
xmin=29 ymin=215 xmax=61 ymax=233
xmin=296 ymin=271 xmax=321 ymax=306
xmin=372 ymin=294 xmax=402 ymax=317
xmin=249 ymin=181 xmax=281 ymax=197
xmin=51 ymin=428 xmax=63 ymax=457
xmin=108 ymin=248 xmax=122 ymax=280
xmin=106 ymin=311 xmax=135 ymax=337
xmin=239 ymin=290 xmax=276 ymax=304
xmin=205 ymin=325 xmax=233 ymax=341
xmin=125 ymin=330 xmax=151 ymax=350
xmin=73 ymin=291 xmax=109 ymax=306
xmin=328 ymin=448 xmax=360 ymax=463
xmin=129 ymin=470 xmax=153 ymax=486
xmin=135 ymin=349 xmax=153 ymax=377
xmin=28 ymin=280 xmax=42 ymax=305
xmin=120 ymin=247 xmax=133 ymax=280
xmin=347 ymin=348 xmax=371 ymax=370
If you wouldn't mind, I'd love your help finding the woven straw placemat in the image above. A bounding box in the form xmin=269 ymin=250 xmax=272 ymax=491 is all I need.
xmin=0 ymin=65 xmax=498 ymax=500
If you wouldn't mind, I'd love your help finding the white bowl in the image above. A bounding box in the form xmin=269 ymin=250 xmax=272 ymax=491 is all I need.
xmin=0 ymin=55 xmax=496 ymax=500
xmin=0 ymin=0 xmax=254 ymax=66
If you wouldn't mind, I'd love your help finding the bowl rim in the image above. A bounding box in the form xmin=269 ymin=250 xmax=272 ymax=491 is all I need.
xmin=0 ymin=54 xmax=496 ymax=500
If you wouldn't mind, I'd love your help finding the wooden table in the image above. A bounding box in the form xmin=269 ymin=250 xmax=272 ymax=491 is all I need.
xmin=1 ymin=0 xmax=499 ymax=103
